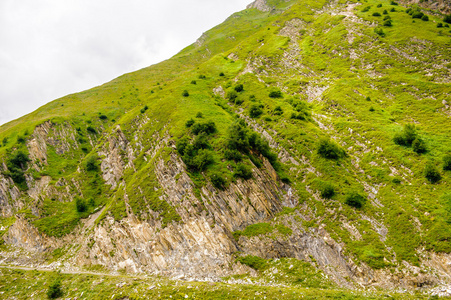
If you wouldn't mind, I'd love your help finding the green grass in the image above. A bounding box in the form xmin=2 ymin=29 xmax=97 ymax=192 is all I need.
xmin=0 ymin=267 xmax=439 ymax=300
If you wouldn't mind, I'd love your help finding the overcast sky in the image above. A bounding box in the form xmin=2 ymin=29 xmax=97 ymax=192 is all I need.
xmin=0 ymin=0 xmax=251 ymax=126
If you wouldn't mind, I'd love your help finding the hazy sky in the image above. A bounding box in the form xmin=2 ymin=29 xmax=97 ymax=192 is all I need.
xmin=0 ymin=0 xmax=251 ymax=125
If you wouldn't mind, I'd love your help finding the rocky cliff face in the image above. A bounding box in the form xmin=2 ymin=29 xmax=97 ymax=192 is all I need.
xmin=400 ymin=0 xmax=451 ymax=14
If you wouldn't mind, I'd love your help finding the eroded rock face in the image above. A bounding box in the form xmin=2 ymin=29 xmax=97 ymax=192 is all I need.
xmin=247 ymin=0 xmax=272 ymax=12
xmin=400 ymin=0 xmax=451 ymax=14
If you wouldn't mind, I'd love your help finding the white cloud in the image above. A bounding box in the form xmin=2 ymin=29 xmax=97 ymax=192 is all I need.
xmin=0 ymin=0 xmax=251 ymax=125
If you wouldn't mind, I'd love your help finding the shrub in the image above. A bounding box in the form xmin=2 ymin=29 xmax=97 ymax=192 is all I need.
xmin=226 ymin=120 xmax=250 ymax=153
xmin=193 ymin=133 xmax=210 ymax=150
xmin=191 ymin=121 xmax=216 ymax=135
xmin=421 ymin=15 xmax=429 ymax=21
xmin=412 ymin=11 xmax=424 ymax=19
xmin=2 ymin=137 xmax=7 ymax=146
xmin=412 ymin=138 xmax=427 ymax=154
xmin=198 ymin=75 xmax=206 ymax=79
xmin=443 ymin=14 xmax=451 ymax=24
xmin=317 ymin=138 xmax=345 ymax=160
xmin=191 ymin=80 xmax=196 ymax=84
xmin=373 ymin=12 xmax=381 ymax=17
xmin=384 ymin=15 xmax=391 ymax=21
xmin=374 ymin=28 xmax=385 ymax=37
xmin=249 ymin=104 xmax=263 ymax=118
xmin=345 ymin=192 xmax=366 ymax=208
xmin=390 ymin=1 xmax=398 ymax=5
xmin=320 ymin=182 xmax=335 ymax=199
xmin=5 ymin=151 xmax=30 ymax=189
xmin=185 ymin=118 xmax=195 ymax=128
xmin=437 ymin=22 xmax=443 ymax=28
xmin=17 ymin=136 xmax=26 ymax=143
xmin=390 ymin=8 xmax=396 ymax=12
xmin=196 ymin=112 xmax=203 ymax=118
xmin=85 ymin=155 xmax=99 ymax=171
xmin=425 ymin=162 xmax=441 ymax=183
xmin=443 ymin=154 xmax=451 ymax=171
xmin=383 ymin=20 xmax=392 ymax=26
xmin=219 ymin=72 xmax=225 ymax=76
xmin=87 ymin=126 xmax=97 ymax=134
xmin=269 ymin=90 xmax=283 ymax=98
xmin=210 ymin=172 xmax=227 ymax=190
xmin=176 ymin=137 xmax=189 ymax=155
xmin=273 ymin=106 xmax=283 ymax=116
xmin=76 ymin=197 xmax=87 ymax=213
xmin=224 ymin=149 xmax=242 ymax=161
xmin=182 ymin=90 xmax=189 ymax=97
xmin=236 ymin=255 xmax=267 ymax=271
xmin=140 ymin=105 xmax=148 ymax=113
xmin=394 ymin=124 xmax=417 ymax=146
xmin=362 ymin=6 xmax=371 ymax=12
xmin=369 ymin=106 xmax=375 ymax=111
xmin=184 ymin=149 xmax=214 ymax=171
xmin=227 ymin=90 xmax=238 ymax=102
xmin=234 ymin=84 xmax=244 ymax=92
xmin=383 ymin=9 xmax=388 ymax=14
xmin=377 ymin=4 xmax=382 ymax=8
xmin=99 ymin=114 xmax=107 ymax=120
xmin=234 ymin=163 xmax=253 ymax=180
xmin=47 ymin=279 xmax=63 ymax=299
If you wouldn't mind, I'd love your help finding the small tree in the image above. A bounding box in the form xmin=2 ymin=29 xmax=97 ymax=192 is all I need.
xmin=47 ymin=278 xmax=63 ymax=299
xmin=249 ymin=104 xmax=263 ymax=118
xmin=317 ymin=138 xmax=345 ymax=160
xmin=85 ymin=155 xmax=99 ymax=172
xmin=424 ymin=162 xmax=441 ymax=183
xmin=76 ymin=197 xmax=87 ymax=213
xmin=345 ymin=192 xmax=366 ymax=209
xmin=234 ymin=84 xmax=244 ymax=92
xmin=182 ymin=90 xmax=189 ymax=97
xmin=412 ymin=138 xmax=427 ymax=154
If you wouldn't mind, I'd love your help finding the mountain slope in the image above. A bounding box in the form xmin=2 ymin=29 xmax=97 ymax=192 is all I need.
xmin=1 ymin=0 xmax=451 ymax=295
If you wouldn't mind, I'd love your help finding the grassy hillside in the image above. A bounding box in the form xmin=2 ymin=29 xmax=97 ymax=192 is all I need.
xmin=1 ymin=0 xmax=451 ymax=293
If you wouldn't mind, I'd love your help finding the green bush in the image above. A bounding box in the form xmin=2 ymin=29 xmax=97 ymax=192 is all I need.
xmin=390 ymin=1 xmax=398 ymax=5
xmin=184 ymin=149 xmax=214 ymax=171
xmin=362 ymin=6 xmax=371 ymax=12
xmin=234 ymin=84 xmax=244 ymax=92
xmin=236 ymin=255 xmax=268 ymax=271
xmin=234 ymin=163 xmax=253 ymax=180
xmin=320 ymin=182 xmax=335 ymax=199
xmin=226 ymin=120 xmax=250 ymax=153
xmin=345 ymin=192 xmax=366 ymax=209
xmin=249 ymin=104 xmax=264 ymax=118
xmin=269 ymin=90 xmax=283 ymax=98
xmin=191 ymin=80 xmax=197 ymax=85
xmin=421 ymin=15 xmax=429 ymax=21
xmin=47 ymin=279 xmax=63 ymax=299
xmin=437 ymin=22 xmax=444 ymax=28
xmin=317 ymin=138 xmax=345 ymax=160
xmin=383 ymin=20 xmax=392 ymax=26
xmin=210 ymin=172 xmax=227 ymax=190
xmin=377 ymin=4 xmax=382 ymax=7
xmin=273 ymin=106 xmax=283 ymax=116
xmin=185 ymin=118 xmax=195 ymax=128
xmin=196 ymin=112 xmax=203 ymax=118
xmin=443 ymin=14 xmax=451 ymax=24
xmin=390 ymin=7 xmax=396 ymax=12
xmin=140 ymin=105 xmax=148 ymax=114
xmin=412 ymin=11 xmax=424 ymax=19
xmin=198 ymin=75 xmax=206 ymax=79
xmin=191 ymin=121 xmax=217 ymax=135
xmin=176 ymin=137 xmax=189 ymax=155
xmin=374 ymin=28 xmax=385 ymax=37
xmin=227 ymin=90 xmax=238 ymax=102
xmin=193 ymin=133 xmax=210 ymax=150
xmin=5 ymin=151 xmax=30 ymax=189
xmin=85 ymin=155 xmax=99 ymax=172
xmin=87 ymin=126 xmax=97 ymax=134
xmin=393 ymin=124 xmax=417 ymax=146
xmin=412 ymin=138 xmax=427 ymax=154
xmin=75 ymin=197 xmax=87 ymax=213
xmin=219 ymin=72 xmax=225 ymax=76
xmin=372 ymin=12 xmax=381 ymax=17
xmin=425 ymin=162 xmax=441 ymax=183
xmin=182 ymin=90 xmax=189 ymax=97
xmin=443 ymin=154 xmax=451 ymax=171
xmin=383 ymin=9 xmax=388 ymax=14
xmin=99 ymin=114 xmax=107 ymax=120
xmin=224 ymin=149 xmax=242 ymax=161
